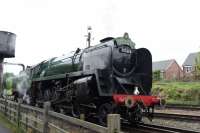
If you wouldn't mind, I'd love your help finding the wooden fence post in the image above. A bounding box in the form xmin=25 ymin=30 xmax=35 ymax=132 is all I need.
xmin=43 ymin=102 xmax=51 ymax=133
xmin=4 ymin=97 xmax=7 ymax=116
xmin=33 ymin=111 xmax=37 ymax=133
xmin=9 ymin=101 xmax=11 ymax=120
xmin=80 ymin=114 xmax=85 ymax=120
xmin=17 ymin=99 xmax=22 ymax=128
xmin=107 ymin=114 xmax=120 ymax=133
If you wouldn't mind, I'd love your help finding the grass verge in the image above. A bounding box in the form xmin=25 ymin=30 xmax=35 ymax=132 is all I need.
xmin=152 ymin=81 xmax=200 ymax=105
xmin=0 ymin=112 xmax=18 ymax=133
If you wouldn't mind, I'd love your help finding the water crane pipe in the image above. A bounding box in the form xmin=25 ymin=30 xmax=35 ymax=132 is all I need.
xmin=0 ymin=31 xmax=16 ymax=93
xmin=3 ymin=62 xmax=25 ymax=71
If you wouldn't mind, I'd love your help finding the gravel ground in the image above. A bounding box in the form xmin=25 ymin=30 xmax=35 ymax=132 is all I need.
xmin=144 ymin=108 xmax=200 ymax=132
xmin=143 ymin=117 xmax=200 ymax=132
xmin=0 ymin=123 xmax=12 ymax=133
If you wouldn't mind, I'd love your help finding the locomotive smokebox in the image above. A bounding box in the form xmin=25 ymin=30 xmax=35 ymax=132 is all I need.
xmin=0 ymin=31 xmax=16 ymax=58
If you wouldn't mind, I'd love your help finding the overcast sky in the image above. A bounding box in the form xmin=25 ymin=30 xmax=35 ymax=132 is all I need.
xmin=1 ymin=0 xmax=200 ymax=74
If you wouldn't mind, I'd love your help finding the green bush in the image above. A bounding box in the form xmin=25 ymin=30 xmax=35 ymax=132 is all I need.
xmin=152 ymin=81 xmax=200 ymax=105
xmin=153 ymin=70 xmax=161 ymax=81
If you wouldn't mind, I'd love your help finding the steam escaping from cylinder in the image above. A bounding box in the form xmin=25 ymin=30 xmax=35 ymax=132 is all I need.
xmin=16 ymin=71 xmax=31 ymax=104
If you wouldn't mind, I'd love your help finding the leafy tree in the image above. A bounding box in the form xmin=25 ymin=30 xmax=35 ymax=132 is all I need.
xmin=3 ymin=72 xmax=14 ymax=78
xmin=3 ymin=72 xmax=15 ymax=89
xmin=195 ymin=52 xmax=200 ymax=79
xmin=153 ymin=70 xmax=161 ymax=81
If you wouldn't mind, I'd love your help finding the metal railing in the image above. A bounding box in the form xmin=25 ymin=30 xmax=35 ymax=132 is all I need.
xmin=0 ymin=98 xmax=121 ymax=133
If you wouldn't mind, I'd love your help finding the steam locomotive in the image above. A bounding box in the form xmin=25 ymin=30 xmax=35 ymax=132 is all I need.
xmin=21 ymin=33 xmax=161 ymax=123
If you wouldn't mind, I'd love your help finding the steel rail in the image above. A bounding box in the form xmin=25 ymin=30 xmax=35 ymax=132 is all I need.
xmin=154 ymin=112 xmax=200 ymax=122
xmin=122 ymin=122 xmax=199 ymax=133
xmin=163 ymin=104 xmax=200 ymax=111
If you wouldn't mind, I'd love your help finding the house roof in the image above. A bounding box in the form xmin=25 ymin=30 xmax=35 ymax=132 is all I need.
xmin=183 ymin=52 xmax=199 ymax=66
xmin=153 ymin=59 xmax=175 ymax=71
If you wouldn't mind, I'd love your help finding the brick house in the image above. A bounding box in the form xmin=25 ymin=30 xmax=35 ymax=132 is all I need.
xmin=182 ymin=52 xmax=199 ymax=77
xmin=153 ymin=59 xmax=183 ymax=80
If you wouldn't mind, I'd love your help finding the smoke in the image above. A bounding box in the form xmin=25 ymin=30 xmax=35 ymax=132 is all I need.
xmin=16 ymin=70 xmax=31 ymax=103
xmin=101 ymin=0 xmax=117 ymax=35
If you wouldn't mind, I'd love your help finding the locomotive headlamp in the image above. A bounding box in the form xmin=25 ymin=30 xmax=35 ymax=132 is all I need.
xmin=125 ymin=96 xmax=135 ymax=108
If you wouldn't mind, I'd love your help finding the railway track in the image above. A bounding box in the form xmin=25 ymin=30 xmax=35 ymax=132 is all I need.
xmin=122 ymin=122 xmax=200 ymax=133
xmin=154 ymin=112 xmax=200 ymax=122
xmin=163 ymin=104 xmax=200 ymax=111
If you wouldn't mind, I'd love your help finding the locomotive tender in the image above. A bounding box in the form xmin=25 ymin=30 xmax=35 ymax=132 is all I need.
xmin=26 ymin=33 xmax=161 ymax=123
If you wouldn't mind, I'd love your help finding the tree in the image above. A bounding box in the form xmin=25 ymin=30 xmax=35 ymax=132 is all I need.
xmin=195 ymin=52 xmax=200 ymax=79
xmin=153 ymin=70 xmax=161 ymax=81
xmin=3 ymin=72 xmax=15 ymax=89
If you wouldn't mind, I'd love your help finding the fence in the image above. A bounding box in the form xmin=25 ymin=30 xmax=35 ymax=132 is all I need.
xmin=0 ymin=98 xmax=121 ymax=133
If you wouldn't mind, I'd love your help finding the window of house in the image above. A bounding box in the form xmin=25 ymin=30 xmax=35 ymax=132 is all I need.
xmin=185 ymin=66 xmax=192 ymax=73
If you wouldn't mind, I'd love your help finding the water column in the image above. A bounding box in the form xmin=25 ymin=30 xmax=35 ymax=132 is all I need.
xmin=0 ymin=31 xmax=16 ymax=93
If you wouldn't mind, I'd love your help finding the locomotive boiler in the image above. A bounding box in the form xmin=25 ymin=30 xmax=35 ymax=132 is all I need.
xmin=25 ymin=33 xmax=161 ymax=124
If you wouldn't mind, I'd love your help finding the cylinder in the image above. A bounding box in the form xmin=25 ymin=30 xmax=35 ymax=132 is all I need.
xmin=0 ymin=31 xmax=16 ymax=58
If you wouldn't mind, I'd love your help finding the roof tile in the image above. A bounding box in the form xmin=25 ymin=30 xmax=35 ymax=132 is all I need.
xmin=153 ymin=59 xmax=174 ymax=71
xmin=183 ymin=52 xmax=199 ymax=66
